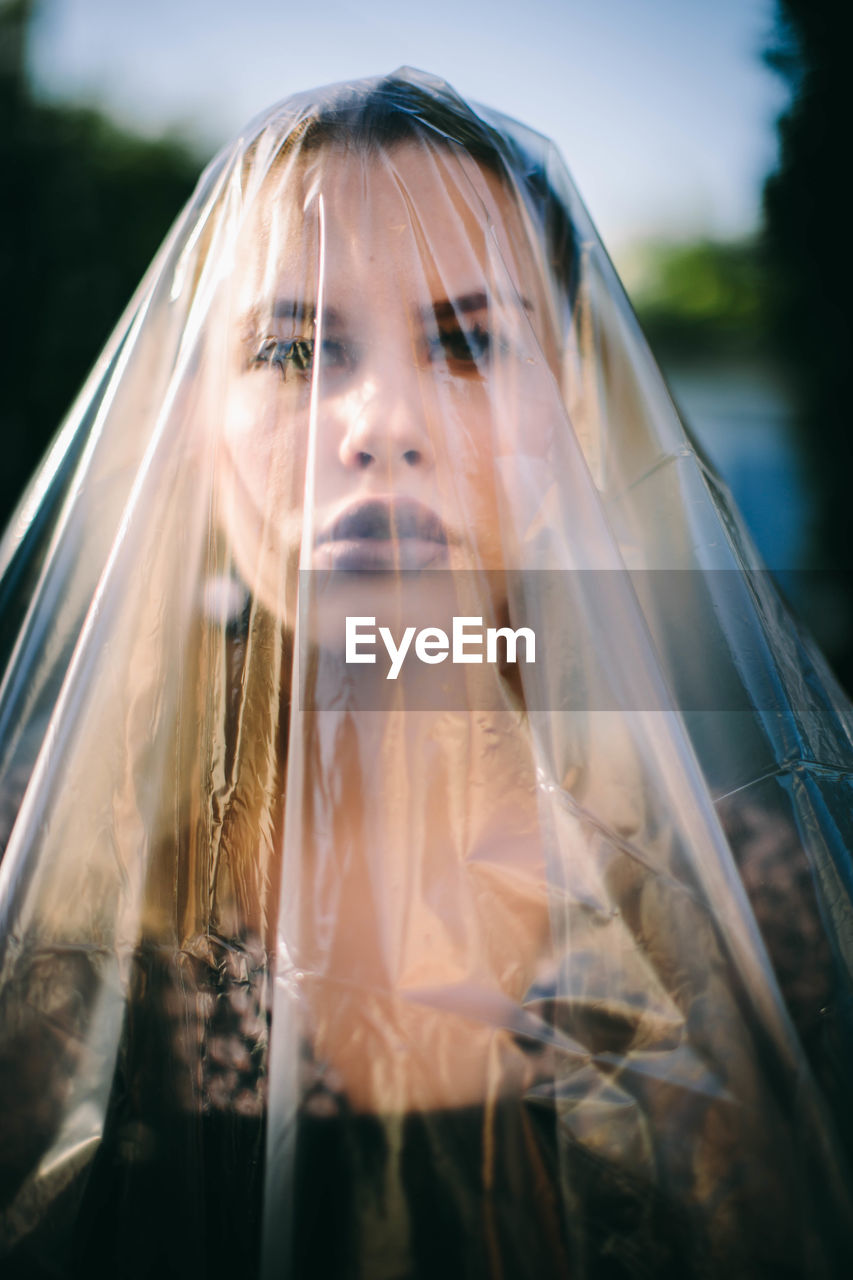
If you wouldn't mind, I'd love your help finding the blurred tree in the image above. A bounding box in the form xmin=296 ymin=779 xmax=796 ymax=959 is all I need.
xmin=763 ymin=0 xmax=853 ymax=679
xmin=0 ymin=0 xmax=202 ymax=526
xmin=629 ymin=237 xmax=768 ymax=362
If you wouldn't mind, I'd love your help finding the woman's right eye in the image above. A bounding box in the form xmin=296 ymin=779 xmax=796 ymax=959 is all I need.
xmin=251 ymin=336 xmax=314 ymax=378
xmin=249 ymin=336 xmax=354 ymax=379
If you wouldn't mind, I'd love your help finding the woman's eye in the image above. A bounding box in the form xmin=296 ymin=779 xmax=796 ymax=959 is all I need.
xmin=318 ymin=338 xmax=354 ymax=371
xmin=251 ymin=336 xmax=314 ymax=378
xmin=433 ymin=322 xmax=492 ymax=370
xmin=250 ymin=336 xmax=353 ymax=379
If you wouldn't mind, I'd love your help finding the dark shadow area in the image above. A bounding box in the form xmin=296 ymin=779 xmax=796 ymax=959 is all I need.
xmin=761 ymin=0 xmax=853 ymax=689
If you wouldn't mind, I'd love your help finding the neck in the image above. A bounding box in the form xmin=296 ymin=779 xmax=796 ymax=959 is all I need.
xmin=281 ymin=695 xmax=551 ymax=1113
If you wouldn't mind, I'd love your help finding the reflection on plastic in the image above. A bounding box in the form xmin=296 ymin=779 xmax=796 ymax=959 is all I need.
xmin=0 ymin=68 xmax=852 ymax=1280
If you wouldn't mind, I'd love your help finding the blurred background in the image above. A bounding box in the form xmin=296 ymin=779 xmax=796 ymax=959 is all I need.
xmin=2 ymin=0 xmax=852 ymax=686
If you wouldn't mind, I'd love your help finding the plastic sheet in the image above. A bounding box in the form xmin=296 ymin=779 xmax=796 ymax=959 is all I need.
xmin=0 ymin=68 xmax=852 ymax=1279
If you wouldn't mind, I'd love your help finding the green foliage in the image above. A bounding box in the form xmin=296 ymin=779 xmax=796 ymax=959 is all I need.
xmin=0 ymin=0 xmax=203 ymax=525
xmin=629 ymin=238 xmax=769 ymax=361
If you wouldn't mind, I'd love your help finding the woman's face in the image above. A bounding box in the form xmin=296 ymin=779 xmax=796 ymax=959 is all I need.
xmin=219 ymin=140 xmax=563 ymax=620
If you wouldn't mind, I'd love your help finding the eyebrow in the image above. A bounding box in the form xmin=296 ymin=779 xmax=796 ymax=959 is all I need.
xmin=265 ymin=291 xmax=532 ymax=329
xmin=271 ymin=298 xmax=343 ymax=327
xmin=429 ymin=291 xmax=533 ymax=322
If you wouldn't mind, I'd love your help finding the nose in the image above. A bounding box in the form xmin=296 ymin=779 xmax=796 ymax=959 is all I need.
xmin=337 ymin=366 xmax=434 ymax=475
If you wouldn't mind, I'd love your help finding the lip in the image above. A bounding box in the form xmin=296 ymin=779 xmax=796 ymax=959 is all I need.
xmin=315 ymin=498 xmax=449 ymax=571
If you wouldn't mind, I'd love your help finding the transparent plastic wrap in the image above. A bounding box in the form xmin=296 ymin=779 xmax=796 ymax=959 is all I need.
xmin=0 ymin=69 xmax=852 ymax=1279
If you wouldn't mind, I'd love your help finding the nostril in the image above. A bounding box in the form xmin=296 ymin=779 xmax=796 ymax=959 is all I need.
xmin=402 ymin=450 xmax=421 ymax=467
xmin=356 ymin=451 xmax=373 ymax=469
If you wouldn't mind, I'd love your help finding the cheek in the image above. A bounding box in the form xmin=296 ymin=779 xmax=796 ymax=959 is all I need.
xmin=218 ymin=380 xmax=310 ymax=615
xmin=495 ymin=361 xmax=561 ymax=464
xmin=423 ymin=384 xmax=502 ymax=560
xmin=436 ymin=368 xmax=562 ymax=566
xmin=222 ymin=377 xmax=310 ymax=516
xmin=436 ymin=365 xmax=556 ymax=477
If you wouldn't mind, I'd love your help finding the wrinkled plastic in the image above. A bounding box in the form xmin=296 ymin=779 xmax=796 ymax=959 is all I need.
xmin=1 ymin=69 xmax=852 ymax=1279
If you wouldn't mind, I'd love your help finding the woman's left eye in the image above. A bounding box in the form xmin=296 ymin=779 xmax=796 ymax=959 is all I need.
xmin=432 ymin=322 xmax=494 ymax=370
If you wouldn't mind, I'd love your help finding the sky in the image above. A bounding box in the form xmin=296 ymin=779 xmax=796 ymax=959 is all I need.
xmin=28 ymin=0 xmax=788 ymax=259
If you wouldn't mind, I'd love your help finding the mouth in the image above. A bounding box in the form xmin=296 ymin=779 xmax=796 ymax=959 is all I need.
xmin=315 ymin=499 xmax=449 ymax=571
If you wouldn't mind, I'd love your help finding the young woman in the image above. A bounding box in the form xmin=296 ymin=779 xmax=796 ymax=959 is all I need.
xmin=0 ymin=70 xmax=851 ymax=1278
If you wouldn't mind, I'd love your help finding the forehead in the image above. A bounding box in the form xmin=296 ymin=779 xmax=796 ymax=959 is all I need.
xmin=232 ymin=141 xmax=541 ymax=311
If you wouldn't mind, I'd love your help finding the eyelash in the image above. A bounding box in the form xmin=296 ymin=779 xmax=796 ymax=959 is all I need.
xmin=432 ymin=321 xmax=495 ymax=368
xmin=248 ymin=321 xmax=508 ymax=381
xmin=250 ymin=335 xmax=353 ymax=379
